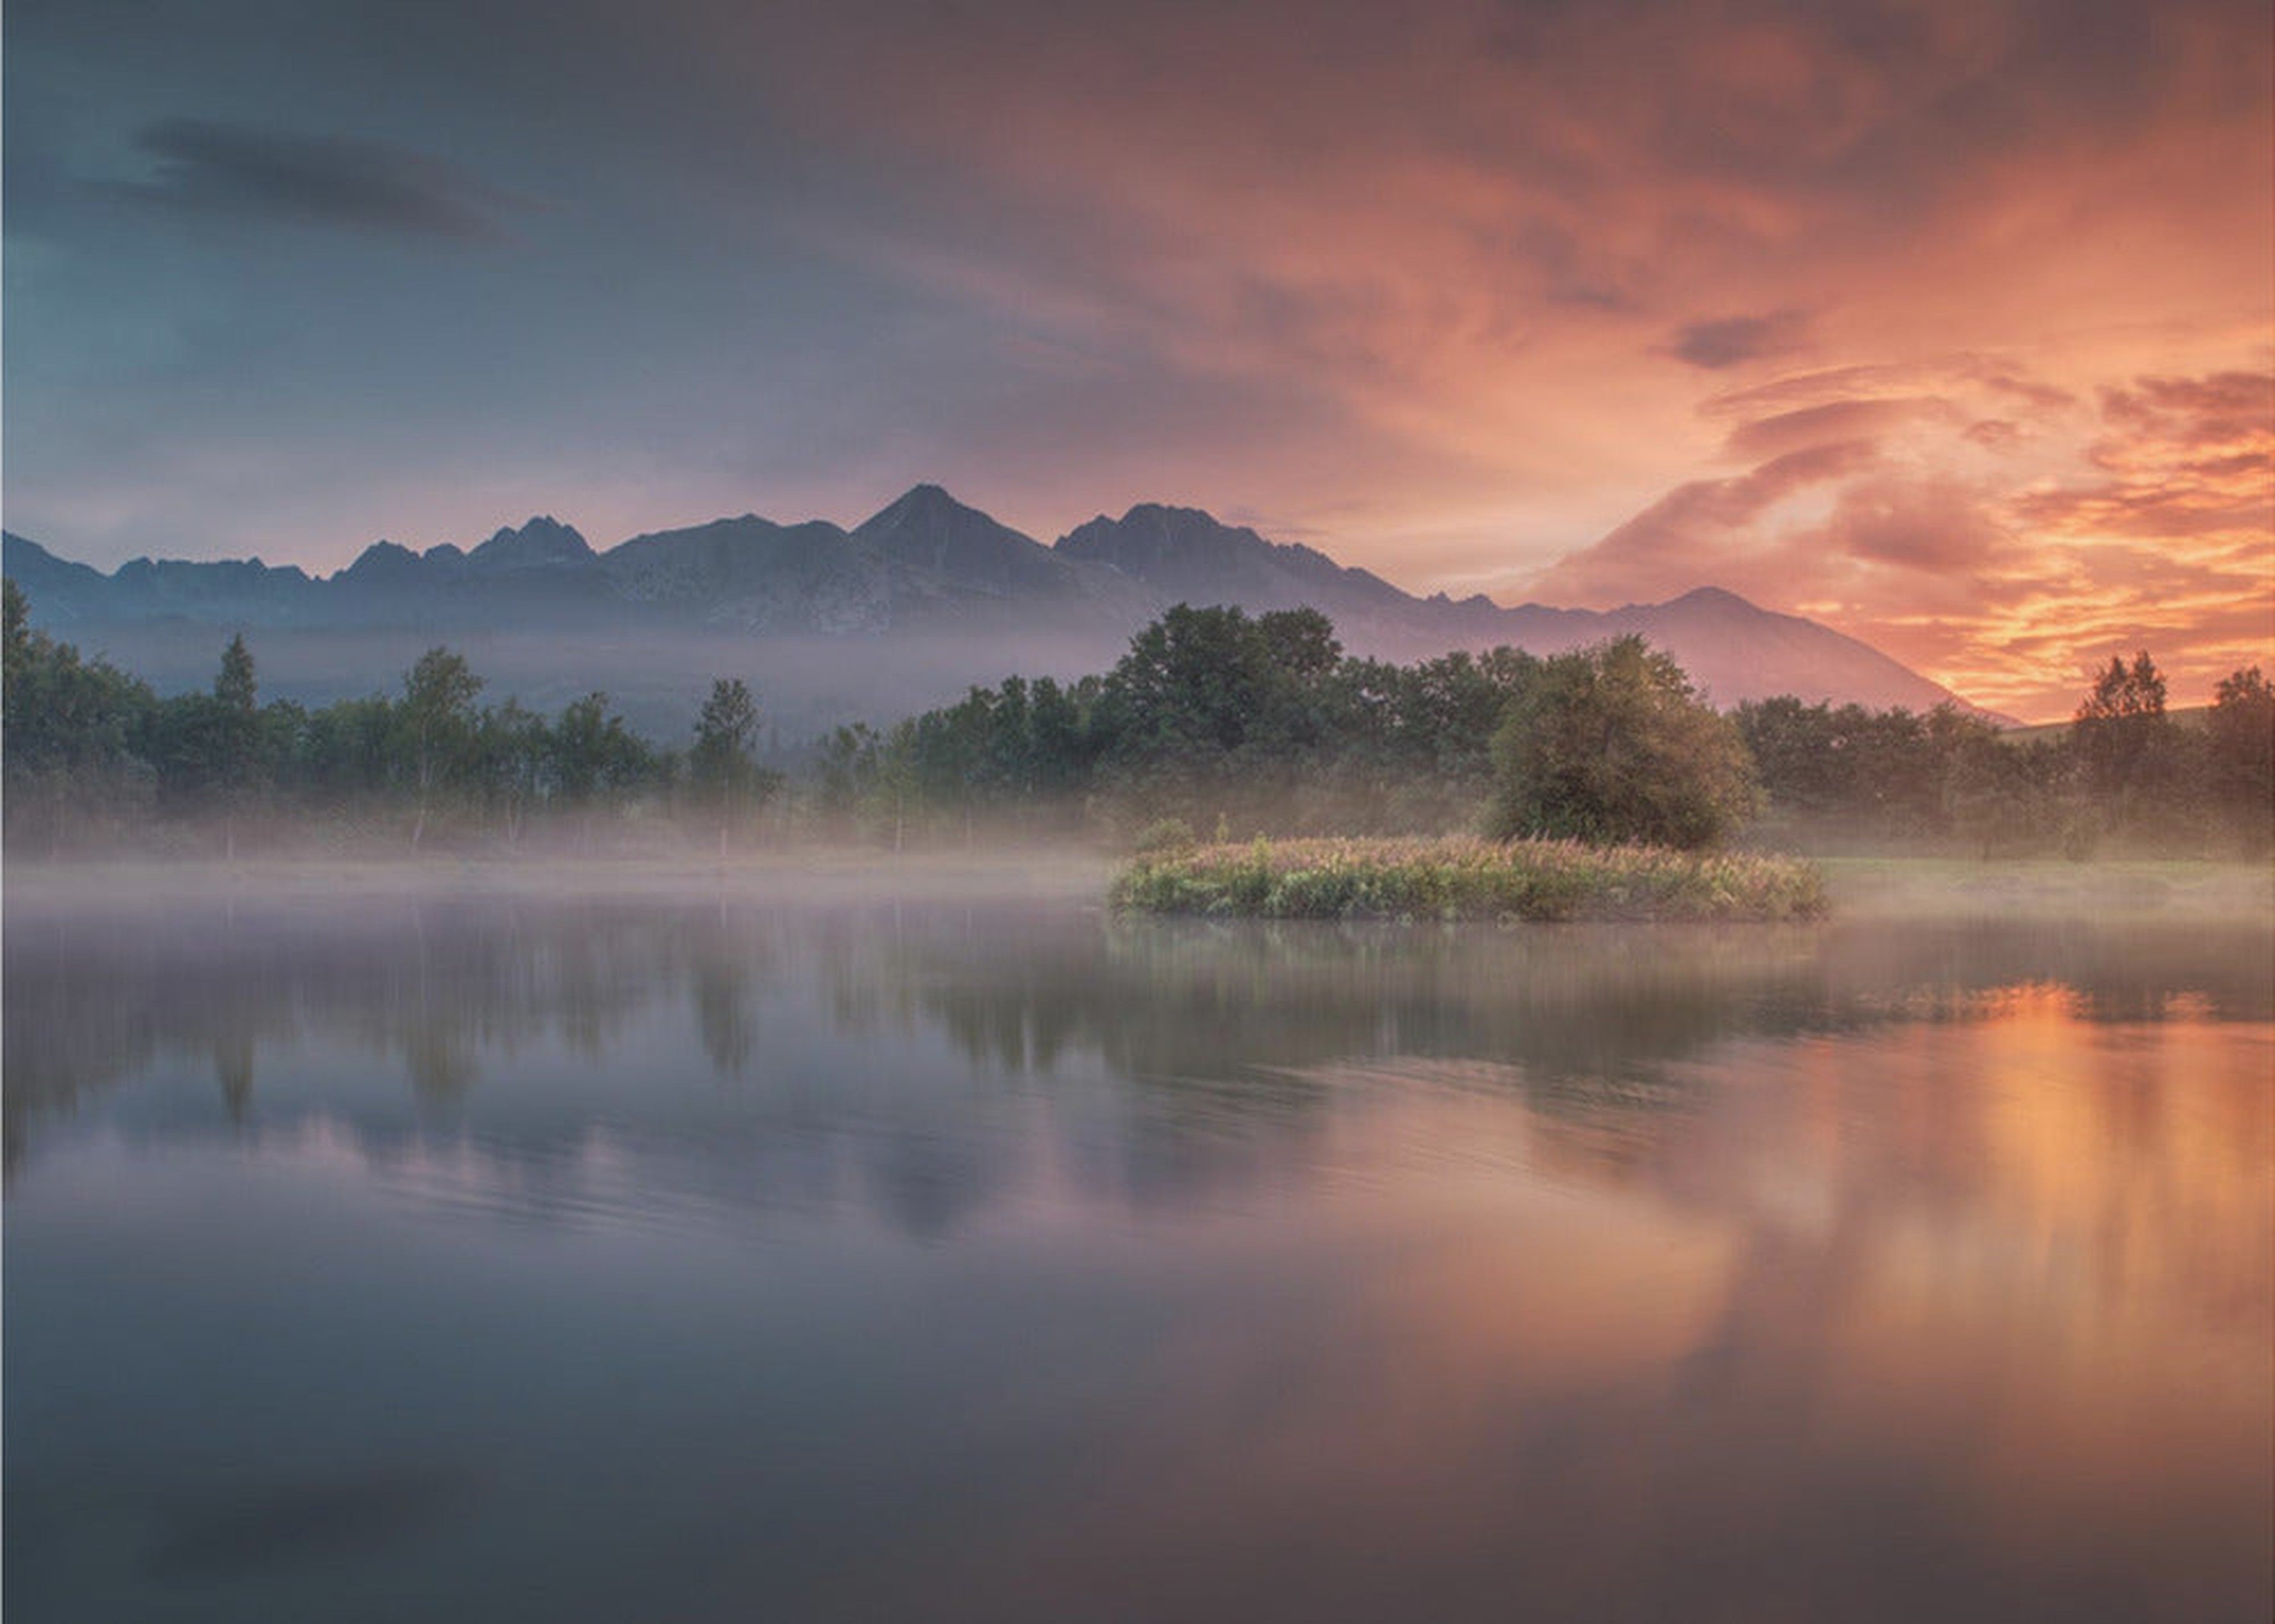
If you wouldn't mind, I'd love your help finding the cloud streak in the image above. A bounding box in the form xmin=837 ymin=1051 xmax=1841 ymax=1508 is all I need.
xmin=1532 ymin=361 xmax=2274 ymax=716
xmin=104 ymin=118 xmax=508 ymax=239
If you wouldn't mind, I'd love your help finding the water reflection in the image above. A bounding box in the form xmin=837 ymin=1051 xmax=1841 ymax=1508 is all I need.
xmin=10 ymin=901 xmax=2268 ymax=1127
xmin=5 ymin=894 xmax=2270 ymax=1622
xmin=8 ymin=901 xmax=2270 ymax=1216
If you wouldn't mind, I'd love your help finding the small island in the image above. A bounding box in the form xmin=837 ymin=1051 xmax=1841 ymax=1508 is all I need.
xmin=1111 ymin=835 xmax=1828 ymax=922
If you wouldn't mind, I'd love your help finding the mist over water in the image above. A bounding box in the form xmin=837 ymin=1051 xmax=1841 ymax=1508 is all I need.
xmin=6 ymin=879 xmax=2271 ymax=1622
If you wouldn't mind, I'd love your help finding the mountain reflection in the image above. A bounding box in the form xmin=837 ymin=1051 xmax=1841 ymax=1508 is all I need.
xmin=8 ymin=893 xmax=2269 ymax=1622
xmin=6 ymin=896 xmax=2271 ymax=1239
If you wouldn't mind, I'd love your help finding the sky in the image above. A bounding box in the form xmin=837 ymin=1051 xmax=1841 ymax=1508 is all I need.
xmin=4 ymin=0 xmax=2270 ymax=720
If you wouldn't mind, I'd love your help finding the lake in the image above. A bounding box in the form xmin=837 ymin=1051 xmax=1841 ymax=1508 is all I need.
xmin=6 ymin=871 xmax=2271 ymax=1622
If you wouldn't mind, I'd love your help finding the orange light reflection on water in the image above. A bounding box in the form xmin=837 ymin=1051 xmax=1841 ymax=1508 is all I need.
xmin=962 ymin=994 xmax=2273 ymax=1620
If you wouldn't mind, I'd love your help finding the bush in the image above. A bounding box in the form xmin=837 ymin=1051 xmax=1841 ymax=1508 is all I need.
xmin=1488 ymin=636 xmax=1758 ymax=849
xmin=1131 ymin=816 xmax=1198 ymax=856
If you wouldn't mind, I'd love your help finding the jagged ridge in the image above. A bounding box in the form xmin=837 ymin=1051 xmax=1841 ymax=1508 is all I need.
xmin=2 ymin=487 xmax=1985 ymax=720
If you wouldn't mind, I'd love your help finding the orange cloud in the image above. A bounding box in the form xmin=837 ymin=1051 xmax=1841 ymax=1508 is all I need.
xmin=10 ymin=0 xmax=2263 ymax=719
xmin=1531 ymin=363 xmax=2273 ymax=717
xmin=703 ymin=1 xmax=2269 ymax=716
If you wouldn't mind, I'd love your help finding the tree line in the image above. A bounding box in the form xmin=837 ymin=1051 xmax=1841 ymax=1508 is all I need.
xmin=5 ymin=580 xmax=2270 ymax=856
xmin=809 ymin=605 xmax=2271 ymax=856
xmin=4 ymin=579 xmax=775 ymax=854
xmin=1735 ymin=653 xmax=2274 ymax=856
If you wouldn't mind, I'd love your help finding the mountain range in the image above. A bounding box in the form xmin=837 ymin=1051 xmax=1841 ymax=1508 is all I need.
xmin=3 ymin=485 xmax=1986 ymax=734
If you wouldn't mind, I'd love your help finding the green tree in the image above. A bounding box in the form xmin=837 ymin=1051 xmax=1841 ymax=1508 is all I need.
xmin=144 ymin=692 xmax=231 ymax=818
xmin=690 ymin=678 xmax=777 ymax=854
xmin=215 ymin=632 xmax=257 ymax=712
xmin=1735 ymin=697 xmax=1950 ymax=844
xmin=5 ymin=578 xmax=33 ymax=697
xmin=1098 ymin=603 xmax=1347 ymax=826
xmin=1942 ymin=722 xmax=2069 ymax=859
xmin=300 ymin=694 xmax=398 ymax=807
xmin=815 ymin=722 xmax=884 ymax=832
xmin=212 ymin=633 xmax=262 ymax=856
xmin=985 ymin=675 xmax=1035 ymax=802
xmin=2208 ymin=665 xmax=2275 ymax=851
xmin=550 ymin=692 xmax=642 ymax=803
xmin=1027 ymin=676 xmax=1088 ymax=800
xmin=1487 ymin=636 xmax=1757 ymax=849
xmin=877 ymin=717 xmax=924 ymax=850
xmin=398 ymin=647 xmax=483 ymax=849
xmin=2074 ymin=651 xmax=2170 ymax=791
xmin=473 ymin=699 xmax=549 ymax=845
xmin=1109 ymin=603 xmax=1262 ymax=757
xmin=2 ymin=585 xmax=157 ymax=851
xmin=2071 ymin=650 xmax=2194 ymax=844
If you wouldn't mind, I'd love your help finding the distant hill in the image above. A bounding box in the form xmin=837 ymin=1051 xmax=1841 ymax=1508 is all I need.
xmin=3 ymin=488 xmax=1990 ymax=735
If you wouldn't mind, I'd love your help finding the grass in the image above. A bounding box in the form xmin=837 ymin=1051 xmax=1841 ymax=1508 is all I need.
xmin=1110 ymin=836 xmax=1829 ymax=922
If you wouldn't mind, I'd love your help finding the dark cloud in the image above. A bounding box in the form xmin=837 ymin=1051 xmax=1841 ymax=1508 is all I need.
xmin=102 ymin=118 xmax=509 ymax=239
xmin=1668 ymin=310 xmax=1810 ymax=370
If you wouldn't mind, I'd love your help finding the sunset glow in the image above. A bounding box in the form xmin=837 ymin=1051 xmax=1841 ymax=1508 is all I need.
xmin=6 ymin=0 xmax=2270 ymax=717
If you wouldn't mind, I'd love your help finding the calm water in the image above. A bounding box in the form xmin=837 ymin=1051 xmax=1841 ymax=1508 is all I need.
xmin=6 ymin=885 xmax=2271 ymax=1622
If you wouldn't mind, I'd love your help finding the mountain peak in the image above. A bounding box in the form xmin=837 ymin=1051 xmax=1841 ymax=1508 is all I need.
xmin=851 ymin=485 xmax=1060 ymax=594
xmin=1056 ymin=504 xmax=1409 ymax=613
xmin=869 ymin=483 xmax=972 ymax=522
xmin=1116 ymin=501 xmax=1227 ymax=529
xmin=1058 ymin=502 xmax=1254 ymax=564
xmin=467 ymin=515 xmax=594 ymax=570
xmin=338 ymin=539 xmax=425 ymax=582
xmin=857 ymin=483 xmax=1001 ymax=537
xmin=1665 ymin=585 xmax=1757 ymax=611
xmin=854 ymin=483 xmax=1002 ymax=544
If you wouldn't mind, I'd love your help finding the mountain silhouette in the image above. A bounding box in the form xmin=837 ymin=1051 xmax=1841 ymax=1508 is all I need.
xmin=2 ymin=488 xmax=1989 ymax=733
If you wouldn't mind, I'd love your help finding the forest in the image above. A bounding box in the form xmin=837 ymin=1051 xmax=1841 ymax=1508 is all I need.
xmin=5 ymin=580 xmax=2270 ymax=858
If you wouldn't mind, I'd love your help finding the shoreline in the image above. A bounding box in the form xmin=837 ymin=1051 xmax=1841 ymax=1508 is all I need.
xmin=1815 ymin=854 xmax=2275 ymax=921
xmin=0 ymin=849 xmax=1119 ymax=912
xmin=4 ymin=848 xmax=2268 ymax=925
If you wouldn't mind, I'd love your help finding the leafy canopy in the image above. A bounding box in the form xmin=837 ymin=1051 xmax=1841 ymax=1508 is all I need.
xmin=1488 ymin=635 xmax=1757 ymax=849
